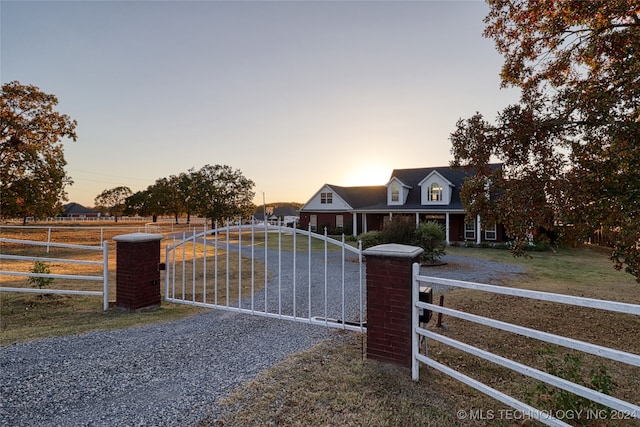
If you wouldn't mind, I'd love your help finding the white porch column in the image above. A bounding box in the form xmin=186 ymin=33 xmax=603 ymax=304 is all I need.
xmin=415 ymin=213 xmax=419 ymax=227
xmin=352 ymin=212 xmax=358 ymax=237
xmin=445 ymin=212 xmax=450 ymax=245
xmin=363 ymin=213 xmax=368 ymax=233
xmin=476 ymin=215 xmax=481 ymax=245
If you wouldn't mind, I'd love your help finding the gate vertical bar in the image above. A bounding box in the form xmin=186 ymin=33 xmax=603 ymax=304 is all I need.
xmin=226 ymin=221 xmax=230 ymax=307
xmin=251 ymin=221 xmax=255 ymax=313
xmin=358 ymin=240 xmax=364 ymax=330
xmin=308 ymin=225 xmax=312 ymax=323
xmin=165 ymin=242 xmax=170 ymax=301
xmin=203 ymin=226 xmax=207 ymax=304
xmin=292 ymin=221 xmax=297 ymax=320
xmin=264 ymin=221 xmax=268 ymax=313
xmin=341 ymin=234 xmax=345 ymax=329
xmin=192 ymin=229 xmax=196 ymax=302
xmin=214 ymin=221 xmax=218 ymax=306
xmin=171 ymin=237 xmax=176 ymax=299
xmin=278 ymin=221 xmax=282 ymax=317
xmin=181 ymin=232 xmax=186 ymax=300
xmin=102 ymin=240 xmax=109 ymax=311
xmin=238 ymin=220 xmax=242 ymax=309
xmin=324 ymin=227 xmax=328 ymax=327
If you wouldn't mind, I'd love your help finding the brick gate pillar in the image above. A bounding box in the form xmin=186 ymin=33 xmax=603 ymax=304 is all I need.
xmin=363 ymin=243 xmax=424 ymax=368
xmin=113 ymin=232 xmax=163 ymax=311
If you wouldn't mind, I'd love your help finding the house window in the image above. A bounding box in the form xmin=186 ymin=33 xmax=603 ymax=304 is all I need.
xmin=391 ymin=185 xmax=399 ymax=202
xmin=336 ymin=215 xmax=344 ymax=231
xmin=310 ymin=215 xmax=317 ymax=232
xmin=485 ymin=223 xmax=497 ymax=240
xmin=321 ymin=192 xmax=333 ymax=204
xmin=429 ymin=182 xmax=443 ymax=201
xmin=464 ymin=221 xmax=475 ymax=240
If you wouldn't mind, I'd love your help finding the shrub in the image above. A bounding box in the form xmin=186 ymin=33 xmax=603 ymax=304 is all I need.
xmin=359 ymin=219 xmax=447 ymax=262
xmin=27 ymin=261 xmax=54 ymax=289
xmin=414 ymin=221 xmax=446 ymax=262
xmin=358 ymin=231 xmax=384 ymax=249
xmin=381 ymin=217 xmax=416 ymax=245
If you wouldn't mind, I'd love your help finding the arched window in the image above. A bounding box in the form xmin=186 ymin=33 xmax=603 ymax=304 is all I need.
xmin=429 ymin=182 xmax=442 ymax=201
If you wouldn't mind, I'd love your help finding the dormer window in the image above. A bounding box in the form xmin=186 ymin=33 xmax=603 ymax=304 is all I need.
xmin=386 ymin=178 xmax=409 ymax=205
xmin=429 ymin=182 xmax=443 ymax=201
xmin=419 ymin=171 xmax=453 ymax=205
xmin=391 ymin=185 xmax=399 ymax=202
xmin=320 ymin=192 xmax=333 ymax=204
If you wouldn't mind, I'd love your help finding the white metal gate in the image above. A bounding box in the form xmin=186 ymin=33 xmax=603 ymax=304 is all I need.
xmin=164 ymin=222 xmax=366 ymax=332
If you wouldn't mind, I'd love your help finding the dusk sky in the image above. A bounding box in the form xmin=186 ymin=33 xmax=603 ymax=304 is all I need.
xmin=1 ymin=0 xmax=520 ymax=207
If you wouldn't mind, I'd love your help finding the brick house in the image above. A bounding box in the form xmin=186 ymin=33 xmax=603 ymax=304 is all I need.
xmin=298 ymin=164 xmax=507 ymax=244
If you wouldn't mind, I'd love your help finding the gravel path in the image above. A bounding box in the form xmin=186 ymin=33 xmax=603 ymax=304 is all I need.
xmin=0 ymin=250 xmax=522 ymax=427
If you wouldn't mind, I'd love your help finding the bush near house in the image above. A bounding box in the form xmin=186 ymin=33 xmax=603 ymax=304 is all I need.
xmin=414 ymin=221 xmax=446 ymax=262
xmin=358 ymin=218 xmax=446 ymax=263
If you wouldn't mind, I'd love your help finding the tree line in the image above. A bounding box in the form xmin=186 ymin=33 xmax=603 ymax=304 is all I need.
xmin=94 ymin=164 xmax=255 ymax=226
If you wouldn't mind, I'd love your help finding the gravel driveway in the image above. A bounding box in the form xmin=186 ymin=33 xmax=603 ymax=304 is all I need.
xmin=0 ymin=251 xmax=523 ymax=426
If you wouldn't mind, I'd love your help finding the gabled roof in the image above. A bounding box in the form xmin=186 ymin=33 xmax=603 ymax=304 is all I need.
xmin=368 ymin=164 xmax=500 ymax=211
xmin=273 ymin=206 xmax=298 ymax=217
xmin=63 ymin=202 xmax=98 ymax=215
xmin=385 ymin=176 xmax=412 ymax=189
xmin=301 ymin=164 xmax=502 ymax=213
xmin=418 ymin=170 xmax=455 ymax=188
xmin=328 ymin=185 xmax=387 ymax=210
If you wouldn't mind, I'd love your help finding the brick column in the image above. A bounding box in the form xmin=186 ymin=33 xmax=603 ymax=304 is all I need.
xmin=113 ymin=232 xmax=163 ymax=311
xmin=363 ymin=243 xmax=424 ymax=368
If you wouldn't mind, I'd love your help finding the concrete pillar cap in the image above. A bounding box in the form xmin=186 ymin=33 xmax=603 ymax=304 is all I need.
xmin=113 ymin=232 xmax=163 ymax=243
xmin=362 ymin=243 xmax=424 ymax=258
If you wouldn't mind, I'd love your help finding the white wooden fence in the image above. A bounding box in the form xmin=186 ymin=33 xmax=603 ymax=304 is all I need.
xmin=0 ymin=238 xmax=109 ymax=311
xmin=412 ymin=265 xmax=640 ymax=427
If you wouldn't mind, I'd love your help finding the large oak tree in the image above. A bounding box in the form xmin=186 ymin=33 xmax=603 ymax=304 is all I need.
xmin=192 ymin=164 xmax=255 ymax=227
xmin=450 ymin=0 xmax=640 ymax=281
xmin=0 ymin=81 xmax=77 ymax=223
xmin=94 ymin=186 xmax=132 ymax=222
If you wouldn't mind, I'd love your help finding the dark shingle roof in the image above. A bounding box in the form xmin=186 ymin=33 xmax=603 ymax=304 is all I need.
xmin=63 ymin=203 xmax=98 ymax=215
xmin=326 ymin=164 xmax=501 ymax=212
xmin=273 ymin=206 xmax=298 ymax=217
xmin=329 ymin=185 xmax=387 ymax=209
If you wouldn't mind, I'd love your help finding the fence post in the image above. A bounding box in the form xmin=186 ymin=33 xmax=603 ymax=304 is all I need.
xmin=363 ymin=243 xmax=424 ymax=368
xmin=113 ymin=232 xmax=163 ymax=311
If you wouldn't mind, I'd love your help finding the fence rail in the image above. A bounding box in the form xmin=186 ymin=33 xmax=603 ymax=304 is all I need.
xmin=0 ymin=238 xmax=109 ymax=311
xmin=412 ymin=264 xmax=640 ymax=427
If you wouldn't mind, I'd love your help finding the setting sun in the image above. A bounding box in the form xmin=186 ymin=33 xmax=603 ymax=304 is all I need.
xmin=342 ymin=163 xmax=392 ymax=187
